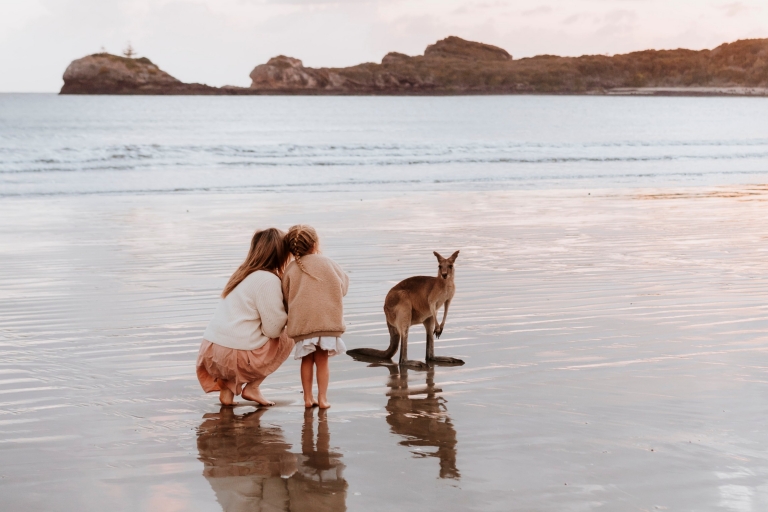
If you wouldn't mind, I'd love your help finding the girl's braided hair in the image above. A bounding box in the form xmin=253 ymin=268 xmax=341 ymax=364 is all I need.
xmin=286 ymin=224 xmax=320 ymax=279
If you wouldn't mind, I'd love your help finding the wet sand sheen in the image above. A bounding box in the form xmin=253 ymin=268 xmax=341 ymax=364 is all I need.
xmin=1 ymin=186 xmax=767 ymax=511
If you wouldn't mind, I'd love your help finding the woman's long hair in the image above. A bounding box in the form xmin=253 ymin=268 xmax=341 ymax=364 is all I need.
xmin=222 ymin=228 xmax=290 ymax=298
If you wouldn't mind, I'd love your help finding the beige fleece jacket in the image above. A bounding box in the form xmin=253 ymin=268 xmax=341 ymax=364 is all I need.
xmin=281 ymin=254 xmax=349 ymax=342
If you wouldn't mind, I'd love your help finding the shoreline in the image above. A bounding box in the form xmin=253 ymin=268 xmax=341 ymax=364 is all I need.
xmin=56 ymin=86 xmax=768 ymax=97
xmin=5 ymin=180 xmax=768 ymax=201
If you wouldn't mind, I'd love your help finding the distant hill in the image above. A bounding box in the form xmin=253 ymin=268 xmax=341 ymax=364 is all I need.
xmin=61 ymin=37 xmax=768 ymax=96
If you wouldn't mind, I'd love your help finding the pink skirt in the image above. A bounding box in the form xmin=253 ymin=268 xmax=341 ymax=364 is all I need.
xmin=196 ymin=331 xmax=294 ymax=396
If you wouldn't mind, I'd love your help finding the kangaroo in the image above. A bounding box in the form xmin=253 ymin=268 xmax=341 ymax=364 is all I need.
xmin=347 ymin=251 xmax=463 ymax=368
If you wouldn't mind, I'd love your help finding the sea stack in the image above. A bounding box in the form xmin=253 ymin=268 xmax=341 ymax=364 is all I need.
xmin=60 ymin=53 xmax=221 ymax=95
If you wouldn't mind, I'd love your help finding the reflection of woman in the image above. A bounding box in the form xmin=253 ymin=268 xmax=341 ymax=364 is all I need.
xmin=196 ymin=408 xmax=348 ymax=512
xmin=196 ymin=228 xmax=294 ymax=405
xmin=197 ymin=407 xmax=297 ymax=511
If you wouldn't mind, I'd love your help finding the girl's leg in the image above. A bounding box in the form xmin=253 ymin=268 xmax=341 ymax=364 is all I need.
xmin=301 ymin=352 xmax=317 ymax=408
xmin=242 ymin=376 xmax=275 ymax=406
xmin=315 ymin=349 xmax=330 ymax=409
xmin=218 ymin=380 xmax=234 ymax=406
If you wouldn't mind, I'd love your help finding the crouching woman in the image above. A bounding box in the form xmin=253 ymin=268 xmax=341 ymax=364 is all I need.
xmin=196 ymin=228 xmax=294 ymax=406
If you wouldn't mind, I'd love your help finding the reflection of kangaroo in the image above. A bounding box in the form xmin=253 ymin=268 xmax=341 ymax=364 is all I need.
xmin=196 ymin=407 xmax=347 ymax=512
xmin=348 ymin=251 xmax=464 ymax=368
xmin=384 ymin=365 xmax=460 ymax=479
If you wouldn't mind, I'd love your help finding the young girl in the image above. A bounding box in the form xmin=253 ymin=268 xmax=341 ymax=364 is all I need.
xmin=282 ymin=225 xmax=349 ymax=409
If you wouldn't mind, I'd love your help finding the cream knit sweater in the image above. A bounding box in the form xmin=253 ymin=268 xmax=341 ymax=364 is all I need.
xmin=203 ymin=270 xmax=288 ymax=351
xmin=282 ymin=254 xmax=349 ymax=342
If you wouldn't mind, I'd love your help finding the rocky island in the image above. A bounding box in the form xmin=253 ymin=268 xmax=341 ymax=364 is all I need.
xmin=61 ymin=36 xmax=768 ymax=96
xmin=60 ymin=53 xmax=224 ymax=94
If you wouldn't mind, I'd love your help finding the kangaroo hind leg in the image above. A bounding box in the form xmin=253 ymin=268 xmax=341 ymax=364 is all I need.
xmin=398 ymin=321 xmax=428 ymax=370
xmin=424 ymin=316 xmax=436 ymax=361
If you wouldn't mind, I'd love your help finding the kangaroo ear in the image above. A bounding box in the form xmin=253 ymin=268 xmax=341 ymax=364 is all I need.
xmin=449 ymin=250 xmax=459 ymax=262
xmin=433 ymin=251 xmax=444 ymax=261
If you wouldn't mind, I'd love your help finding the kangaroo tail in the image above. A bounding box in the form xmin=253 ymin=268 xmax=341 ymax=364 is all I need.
xmin=347 ymin=347 xmax=394 ymax=360
xmin=348 ymin=321 xmax=401 ymax=361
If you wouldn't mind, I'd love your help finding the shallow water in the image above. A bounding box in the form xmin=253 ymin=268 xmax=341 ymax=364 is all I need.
xmin=1 ymin=187 xmax=768 ymax=511
xmin=2 ymin=94 xmax=768 ymax=509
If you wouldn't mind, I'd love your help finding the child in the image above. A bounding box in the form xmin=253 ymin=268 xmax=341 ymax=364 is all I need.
xmin=282 ymin=225 xmax=349 ymax=409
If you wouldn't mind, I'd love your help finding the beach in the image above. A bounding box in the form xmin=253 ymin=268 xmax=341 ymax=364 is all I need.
xmin=1 ymin=183 xmax=768 ymax=511
xmin=2 ymin=93 xmax=768 ymax=510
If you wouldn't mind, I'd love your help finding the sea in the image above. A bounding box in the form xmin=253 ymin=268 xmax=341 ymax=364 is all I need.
xmin=2 ymin=93 xmax=768 ymax=511
xmin=2 ymin=93 xmax=768 ymax=197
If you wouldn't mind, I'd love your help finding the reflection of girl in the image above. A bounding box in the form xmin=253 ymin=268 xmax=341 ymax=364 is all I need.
xmin=196 ymin=228 xmax=294 ymax=406
xmin=286 ymin=408 xmax=348 ymax=512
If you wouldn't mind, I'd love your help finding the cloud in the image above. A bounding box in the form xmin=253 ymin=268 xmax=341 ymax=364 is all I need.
xmin=522 ymin=6 xmax=552 ymax=16
xmin=0 ymin=0 xmax=49 ymax=39
xmin=563 ymin=13 xmax=586 ymax=25
xmin=263 ymin=0 xmax=375 ymax=4
xmin=718 ymin=2 xmax=758 ymax=17
xmin=604 ymin=9 xmax=636 ymax=24
xmin=595 ymin=9 xmax=638 ymax=38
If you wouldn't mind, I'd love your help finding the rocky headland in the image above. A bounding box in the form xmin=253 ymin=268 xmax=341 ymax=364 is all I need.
xmin=61 ymin=36 xmax=768 ymax=96
xmin=60 ymin=53 xmax=225 ymax=95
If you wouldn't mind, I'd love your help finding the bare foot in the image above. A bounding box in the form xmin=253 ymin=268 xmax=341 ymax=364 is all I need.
xmin=241 ymin=385 xmax=275 ymax=406
xmin=304 ymin=395 xmax=318 ymax=408
xmin=317 ymin=397 xmax=331 ymax=409
xmin=219 ymin=387 xmax=234 ymax=406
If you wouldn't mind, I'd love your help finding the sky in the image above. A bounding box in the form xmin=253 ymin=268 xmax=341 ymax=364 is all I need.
xmin=1 ymin=0 xmax=766 ymax=92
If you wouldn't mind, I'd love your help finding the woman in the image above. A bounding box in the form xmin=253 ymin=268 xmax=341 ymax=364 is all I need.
xmin=197 ymin=228 xmax=294 ymax=406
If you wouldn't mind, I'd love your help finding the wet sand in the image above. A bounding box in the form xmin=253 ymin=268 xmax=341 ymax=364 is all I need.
xmin=1 ymin=186 xmax=767 ymax=511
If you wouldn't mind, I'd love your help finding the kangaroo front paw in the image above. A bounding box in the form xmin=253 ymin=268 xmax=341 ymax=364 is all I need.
xmin=434 ymin=328 xmax=443 ymax=339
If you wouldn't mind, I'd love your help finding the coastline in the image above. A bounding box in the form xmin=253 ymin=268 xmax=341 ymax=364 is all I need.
xmin=58 ymin=37 xmax=768 ymax=96
xmin=607 ymin=86 xmax=768 ymax=97
xmin=55 ymin=86 xmax=768 ymax=97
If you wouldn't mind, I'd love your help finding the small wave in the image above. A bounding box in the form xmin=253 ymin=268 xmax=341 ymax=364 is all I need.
xmin=216 ymin=152 xmax=768 ymax=168
xmin=3 ymin=150 xmax=768 ymax=174
xmin=3 ymin=169 xmax=768 ymax=199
